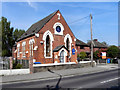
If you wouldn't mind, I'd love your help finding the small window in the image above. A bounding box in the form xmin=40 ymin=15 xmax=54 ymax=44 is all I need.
xmin=56 ymin=26 xmax=61 ymax=33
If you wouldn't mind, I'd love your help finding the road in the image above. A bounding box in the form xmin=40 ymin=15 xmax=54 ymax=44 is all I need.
xmin=2 ymin=69 xmax=120 ymax=89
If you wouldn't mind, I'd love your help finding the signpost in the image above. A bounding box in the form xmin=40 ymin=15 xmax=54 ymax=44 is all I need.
xmin=72 ymin=48 xmax=75 ymax=55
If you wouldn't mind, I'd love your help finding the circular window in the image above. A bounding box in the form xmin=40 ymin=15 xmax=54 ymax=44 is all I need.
xmin=56 ymin=26 xmax=61 ymax=32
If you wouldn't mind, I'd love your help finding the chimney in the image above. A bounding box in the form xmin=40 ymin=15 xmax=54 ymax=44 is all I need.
xmin=94 ymin=39 xmax=98 ymax=41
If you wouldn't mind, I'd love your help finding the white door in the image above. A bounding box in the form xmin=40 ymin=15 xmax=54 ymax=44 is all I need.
xmin=60 ymin=50 xmax=64 ymax=63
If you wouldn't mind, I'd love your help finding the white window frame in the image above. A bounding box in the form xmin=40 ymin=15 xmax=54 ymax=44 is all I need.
xmin=64 ymin=34 xmax=72 ymax=57
xmin=53 ymin=22 xmax=64 ymax=35
xmin=22 ymin=41 xmax=26 ymax=57
xmin=43 ymin=30 xmax=54 ymax=58
xmin=17 ymin=43 xmax=20 ymax=57
xmin=29 ymin=39 xmax=35 ymax=57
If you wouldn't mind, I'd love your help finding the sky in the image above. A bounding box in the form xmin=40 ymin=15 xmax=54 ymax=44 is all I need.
xmin=1 ymin=1 xmax=119 ymax=46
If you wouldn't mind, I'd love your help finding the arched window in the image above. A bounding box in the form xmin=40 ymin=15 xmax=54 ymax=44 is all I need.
xmin=43 ymin=30 xmax=54 ymax=58
xmin=29 ymin=39 xmax=35 ymax=57
xmin=64 ymin=34 xmax=72 ymax=57
xmin=46 ymin=35 xmax=51 ymax=57
xmin=29 ymin=43 xmax=33 ymax=57
xmin=66 ymin=38 xmax=70 ymax=51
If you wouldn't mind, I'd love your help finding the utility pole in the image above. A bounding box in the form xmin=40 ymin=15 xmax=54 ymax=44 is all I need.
xmin=90 ymin=14 xmax=93 ymax=67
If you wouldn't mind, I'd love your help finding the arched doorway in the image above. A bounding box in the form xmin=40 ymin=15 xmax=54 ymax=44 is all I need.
xmin=60 ymin=50 xmax=64 ymax=63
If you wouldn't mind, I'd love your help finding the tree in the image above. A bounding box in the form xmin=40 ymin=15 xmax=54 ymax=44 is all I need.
xmin=13 ymin=29 xmax=25 ymax=42
xmin=1 ymin=17 xmax=25 ymax=57
xmin=80 ymin=52 xmax=87 ymax=60
xmin=93 ymin=50 xmax=100 ymax=60
xmin=107 ymin=45 xmax=119 ymax=58
xmin=1 ymin=17 xmax=14 ymax=56
xmin=101 ymin=41 xmax=109 ymax=47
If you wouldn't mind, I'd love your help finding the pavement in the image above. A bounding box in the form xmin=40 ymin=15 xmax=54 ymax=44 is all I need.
xmin=1 ymin=64 xmax=119 ymax=84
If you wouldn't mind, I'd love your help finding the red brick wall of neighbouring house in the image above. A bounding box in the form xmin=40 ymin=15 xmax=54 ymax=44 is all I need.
xmin=93 ymin=48 xmax=99 ymax=52
xmin=14 ymin=10 xmax=77 ymax=64
xmin=76 ymin=46 xmax=90 ymax=54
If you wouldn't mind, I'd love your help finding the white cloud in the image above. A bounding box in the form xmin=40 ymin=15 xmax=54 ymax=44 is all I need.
xmin=27 ymin=0 xmax=38 ymax=11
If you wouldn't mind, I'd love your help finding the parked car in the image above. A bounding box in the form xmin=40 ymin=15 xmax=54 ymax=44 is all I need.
xmin=112 ymin=58 xmax=118 ymax=63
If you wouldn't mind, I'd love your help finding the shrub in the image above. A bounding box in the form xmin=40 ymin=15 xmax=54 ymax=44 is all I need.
xmin=15 ymin=63 xmax=22 ymax=69
xmin=80 ymin=52 xmax=87 ymax=60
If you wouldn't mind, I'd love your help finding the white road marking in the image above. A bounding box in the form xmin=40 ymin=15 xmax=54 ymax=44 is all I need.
xmin=100 ymin=77 xmax=120 ymax=84
xmin=74 ymin=87 xmax=82 ymax=90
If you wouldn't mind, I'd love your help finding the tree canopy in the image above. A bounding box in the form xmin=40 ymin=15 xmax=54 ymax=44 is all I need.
xmin=101 ymin=41 xmax=109 ymax=47
xmin=107 ymin=45 xmax=119 ymax=58
xmin=13 ymin=28 xmax=25 ymax=42
xmin=93 ymin=50 xmax=100 ymax=60
xmin=1 ymin=17 xmax=25 ymax=57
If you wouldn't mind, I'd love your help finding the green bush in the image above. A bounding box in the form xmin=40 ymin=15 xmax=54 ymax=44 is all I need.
xmin=12 ymin=60 xmax=22 ymax=69
xmin=15 ymin=63 xmax=22 ymax=69
xmin=77 ymin=54 xmax=80 ymax=58
xmin=80 ymin=52 xmax=87 ymax=60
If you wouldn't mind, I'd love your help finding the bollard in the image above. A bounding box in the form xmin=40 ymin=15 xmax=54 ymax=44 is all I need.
xmin=97 ymin=60 xmax=99 ymax=64
xmin=9 ymin=57 xmax=13 ymax=69
xmin=106 ymin=59 xmax=107 ymax=64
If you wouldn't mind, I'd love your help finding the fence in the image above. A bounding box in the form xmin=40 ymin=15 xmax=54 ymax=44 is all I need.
xmin=16 ymin=59 xmax=29 ymax=69
xmin=0 ymin=57 xmax=29 ymax=70
xmin=0 ymin=57 xmax=10 ymax=70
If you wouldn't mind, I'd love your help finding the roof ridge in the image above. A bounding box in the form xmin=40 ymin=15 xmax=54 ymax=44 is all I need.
xmin=17 ymin=10 xmax=58 ymax=42
xmin=32 ymin=10 xmax=58 ymax=27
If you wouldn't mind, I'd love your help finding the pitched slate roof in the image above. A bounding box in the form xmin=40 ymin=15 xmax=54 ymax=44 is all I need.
xmin=53 ymin=45 xmax=69 ymax=52
xmin=87 ymin=40 xmax=107 ymax=48
xmin=17 ymin=10 xmax=58 ymax=42
xmin=76 ymin=39 xmax=88 ymax=46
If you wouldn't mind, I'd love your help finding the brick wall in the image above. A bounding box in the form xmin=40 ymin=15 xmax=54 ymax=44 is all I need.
xmin=76 ymin=46 xmax=90 ymax=54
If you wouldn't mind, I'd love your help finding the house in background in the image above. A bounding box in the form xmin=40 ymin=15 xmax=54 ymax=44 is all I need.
xmin=75 ymin=39 xmax=108 ymax=60
xmin=13 ymin=10 xmax=77 ymax=65
xmin=87 ymin=39 xmax=108 ymax=58
xmin=75 ymin=39 xmax=90 ymax=57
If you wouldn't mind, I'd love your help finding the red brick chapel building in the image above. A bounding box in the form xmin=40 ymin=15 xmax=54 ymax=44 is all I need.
xmin=13 ymin=10 xmax=77 ymax=65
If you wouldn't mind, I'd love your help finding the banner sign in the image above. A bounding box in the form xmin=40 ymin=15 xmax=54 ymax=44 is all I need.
xmin=102 ymin=52 xmax=106 ymax=59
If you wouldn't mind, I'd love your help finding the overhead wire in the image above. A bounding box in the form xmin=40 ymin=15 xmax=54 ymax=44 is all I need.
xmin=69 ymin=15 xmax=90 ymax=24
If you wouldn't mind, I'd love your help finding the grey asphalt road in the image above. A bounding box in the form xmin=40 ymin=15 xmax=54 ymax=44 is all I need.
xmin=1 ymin=69 xmax=120 ymax=90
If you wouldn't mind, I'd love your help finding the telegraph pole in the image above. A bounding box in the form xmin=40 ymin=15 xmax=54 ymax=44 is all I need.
xmin=90 ymin=14 xmax=93 ymax=67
